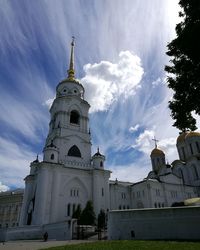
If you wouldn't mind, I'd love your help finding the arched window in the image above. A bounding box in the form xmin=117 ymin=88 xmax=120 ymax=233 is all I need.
xmin=68 ymin=145 xmax=81 ymax=158
xmin=181 ymin=147 xmax=186 ymax=160
xmin=196 ymin=141 xmax=200 ymax=153
xmin=51 ymin=154 xmax=54 ymax=160
xmin=70 ymin=110 xmax=80 ymax=125
xmin=67 ymin=203 xmax=71 ymax=216
xmin=179 ymin=168 xmax=184 ymax=183
xmin=100 ymin=161 xmax=103 ymax=167
xmin=192 ymin=165 xmax=199 ymax=180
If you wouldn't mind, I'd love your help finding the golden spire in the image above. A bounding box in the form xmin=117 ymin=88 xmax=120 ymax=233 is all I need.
xmin=67 ymin=36 xmax=75 ymax=81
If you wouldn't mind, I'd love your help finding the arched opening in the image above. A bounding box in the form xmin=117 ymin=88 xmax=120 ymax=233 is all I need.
xmin=51 ymin=154 xmax=54 ymax=160
xmin=192 ymin=165 xmax=199 ymax=180
xmin=100 ymin=161 xmax=103 ymax=167
xmin=68 ymin=145 xmax=81 ymax=158
xmin=70 ymin=110 xmax=80 ymax=125
xmin=179 ymin=168 xmax=185 ymax=183
xmin=67 ymin=203 xmax=71 ymax=216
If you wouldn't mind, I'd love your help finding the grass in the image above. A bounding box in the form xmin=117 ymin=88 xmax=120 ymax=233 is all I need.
xmin=41 ymin=240 xmax=200 ymax=250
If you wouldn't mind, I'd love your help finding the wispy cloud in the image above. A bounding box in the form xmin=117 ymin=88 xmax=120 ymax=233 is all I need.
xmin=0 ymin=136 xmax=36 ymax=188
xmin=0 ymin=0 xmax=181 ymax=187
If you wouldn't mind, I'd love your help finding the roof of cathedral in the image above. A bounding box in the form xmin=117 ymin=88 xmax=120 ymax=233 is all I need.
xmin=109 ymin=179 xmax=134 ymax=186
xmin=150 ymin=147 xmax=165 ymax=156
xmin=177 ymin=131 xmax=200 ymax=143
xmin=176 ymin=131 xmax=189 ymax=144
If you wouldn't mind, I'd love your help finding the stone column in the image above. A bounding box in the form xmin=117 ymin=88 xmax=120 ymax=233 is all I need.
xmin=32 ymin=166 xmax=49 ymax=225
xmin=19 ymin=175 xmax=34 ymax=226
xmin=50 ymin=170 xmax=60 ymax=223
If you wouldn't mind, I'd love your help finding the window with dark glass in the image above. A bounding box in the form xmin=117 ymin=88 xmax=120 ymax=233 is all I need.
xmin=181 ymin=147 xmax=186 ymax=160
xmin=67 ymin=203 xmax=71 ymax=216
xmin=189 ymin=143 xmax=194 ymax=154
xmin=68 ymin=145 xmax=81 ymax=157
xmin=196 ymin=141 xmax=200 ymax=153
xmin=70 ymin=110 xmax=80 ymax=125
xmin=73 ymin=204 xmax=76 ymax=213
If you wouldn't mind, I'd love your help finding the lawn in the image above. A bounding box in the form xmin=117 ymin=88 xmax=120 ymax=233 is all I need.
xmin=41 ymin=240 xmax=200 ymax=250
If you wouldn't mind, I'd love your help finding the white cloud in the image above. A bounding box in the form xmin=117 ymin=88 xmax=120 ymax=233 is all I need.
xmin=82 ymin=51 xmax=144 ymax=112
xmin=132 ymin=128 xmax=178 ymax=164
xmin=110 ymin=163 xmax=149 ymax=183
xmin=129 ymin=124 xmax=140 ymax=133
xmin=133 ymin=129 xmax=155 ymax=154
xmin=0 ymin=182 xmax=9 ymax=192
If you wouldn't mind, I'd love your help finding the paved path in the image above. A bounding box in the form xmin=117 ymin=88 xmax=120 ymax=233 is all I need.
xmin=0 ymin=240 xmax=94 ymax=250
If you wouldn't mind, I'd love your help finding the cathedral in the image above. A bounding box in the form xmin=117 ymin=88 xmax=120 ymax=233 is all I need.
xmin=1 ymin=40 xmax=200 ymax=236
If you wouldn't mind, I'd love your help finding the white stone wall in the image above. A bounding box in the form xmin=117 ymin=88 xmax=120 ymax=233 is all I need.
xmin=108 ymin=206 xmax=200 ymax=240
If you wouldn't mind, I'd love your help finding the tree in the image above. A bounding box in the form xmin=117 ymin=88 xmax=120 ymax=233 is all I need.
xmin=72 ymin=204 xmax=82 ymax=224
xmin=79 ymin=201 xmax=96 ymax=225
xmin=97 ymin=209 xmax=106 ymax=230
xmin=165 ymin=0 xmax=200 ymax=131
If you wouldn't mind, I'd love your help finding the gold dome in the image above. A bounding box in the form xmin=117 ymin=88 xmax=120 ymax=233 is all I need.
xmin=150 ymin=148 xmax=165 ymax=156
xmin=176 ymin=131 xmax=189 ymax=144
xmin=185 ymin=131 xmax=200 ymax=139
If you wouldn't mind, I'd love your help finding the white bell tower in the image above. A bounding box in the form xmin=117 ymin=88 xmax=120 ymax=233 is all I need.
xmin=43 ymin=37 xmax=92 ymax=167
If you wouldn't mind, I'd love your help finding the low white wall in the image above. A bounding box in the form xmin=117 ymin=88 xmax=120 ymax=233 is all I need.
xmin=108 ymin=206 xmax=200 ymax=240
xmin=0 ymin=220 xmax=73 ymax=242
xmin=43 ymin=221 xmax=72 ymax=240
xmin=2 ymin=226 xmax=42 ymax=241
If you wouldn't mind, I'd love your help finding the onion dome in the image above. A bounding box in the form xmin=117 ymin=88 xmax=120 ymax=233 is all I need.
xmin=33 ymin=155 xmax=39 ymax=163
xmin=93 ymin=147 xmax=103 ymax=157
xmin=176 ymin=131 xmax=189 ymax=144
xmin=185 ymin=131 xmax=200 ymax=139
xmin=150 ymin=147 xmax=165 ymax=156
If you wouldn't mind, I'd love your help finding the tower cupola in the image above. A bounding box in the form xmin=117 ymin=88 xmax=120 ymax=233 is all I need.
xmin=92 ymin=147 xmax=105 ymax=169
xmin=43 ymin=140 xmax=59 ymax=163
xmin=150 ymin=137 xmax=165 ymax=173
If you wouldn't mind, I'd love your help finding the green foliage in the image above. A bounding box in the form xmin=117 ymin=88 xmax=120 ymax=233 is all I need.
xmin=44 ymin=240 xmax=200 ymax=250
xmin=72 ymin=204 xmax=82 ymax=224
xmin=97 ymin=209 xmax=106 ymax=229
xmin=79 ymin=200 xmax=96 ymax=225
xmin=165 ymin=0 xmax=200 ymax=131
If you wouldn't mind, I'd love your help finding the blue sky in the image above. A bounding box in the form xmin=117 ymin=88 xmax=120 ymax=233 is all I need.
xmin=0 ymin=0 xmax=190 ymax=191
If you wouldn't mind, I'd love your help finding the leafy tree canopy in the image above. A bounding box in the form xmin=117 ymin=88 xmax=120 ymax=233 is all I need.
xmin=165 ymin=0 xmax=200 ymax=131
xmin=79 ymin=200 xmax=96 ymax=225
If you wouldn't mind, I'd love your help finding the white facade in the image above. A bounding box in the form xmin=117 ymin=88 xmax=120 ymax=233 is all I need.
xmin=0 ymin=189 xmax=23 ymax=228
xmin=16 ymin=41 xmax=200 ymax=230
